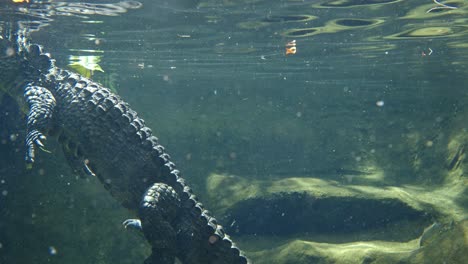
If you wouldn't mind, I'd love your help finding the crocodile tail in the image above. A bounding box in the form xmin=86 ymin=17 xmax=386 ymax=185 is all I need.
xmin=159 ymin=157 xmax=248 ymax=263
xmin=177 ymin=196 xmax=250 ymax=264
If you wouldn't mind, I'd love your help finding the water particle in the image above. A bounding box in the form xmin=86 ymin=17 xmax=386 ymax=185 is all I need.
xmin=0 ymin=242 xmax=2 ymax=249
xmin=5 ymin=47 xmax=15 ymax=57
xmin=49 ymin=246 xmax=57 ymax=255
xmin=376 ymin=100 xmax=384 ymax=107
xmin=208 ymin=235 xmax=218 ymax=244
xmin=1 ymin=190 xmax=7 ymax=196
xmin=9 ymin=134 xmax=17 ymax=141
xmin=1 ymin=179 xmax=5 ymax=184
xmin=38 ymin=168 xmax=45 ymax=176
xmin=296 ymin=111 xmax=302 ymax=118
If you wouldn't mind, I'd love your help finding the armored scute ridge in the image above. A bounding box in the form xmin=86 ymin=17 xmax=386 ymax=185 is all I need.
xmin=1 ymin=28 xmax=248 ymax=263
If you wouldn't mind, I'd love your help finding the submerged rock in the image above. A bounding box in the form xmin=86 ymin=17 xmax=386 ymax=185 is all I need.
xmin=204 ymin=173 xmax=468 ymax=264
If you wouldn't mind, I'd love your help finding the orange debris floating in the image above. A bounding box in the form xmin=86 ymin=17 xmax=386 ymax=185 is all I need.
xmin=285 ymin=40 xmax=296 ymax=55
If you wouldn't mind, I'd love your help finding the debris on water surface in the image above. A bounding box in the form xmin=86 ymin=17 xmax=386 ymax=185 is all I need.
xmin=285 ymin=40 xmax=297 ymax=55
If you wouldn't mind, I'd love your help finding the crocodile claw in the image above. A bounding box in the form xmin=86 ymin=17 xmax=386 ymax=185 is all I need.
xmin=25 ymin=129 xmax=47 ymax=163
xmin=36 ymin=134 xmax=46 ymax=146
xmin=123 ymin=218 xmax=142 ymax=230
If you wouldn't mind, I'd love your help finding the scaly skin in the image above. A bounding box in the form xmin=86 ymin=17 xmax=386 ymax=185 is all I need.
xmin=1 ymin=28 xmax=248 ymax=264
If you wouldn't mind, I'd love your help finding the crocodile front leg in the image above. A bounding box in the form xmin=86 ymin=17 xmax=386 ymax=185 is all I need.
xmin=24 ymin=84 xmax=56 ymax=164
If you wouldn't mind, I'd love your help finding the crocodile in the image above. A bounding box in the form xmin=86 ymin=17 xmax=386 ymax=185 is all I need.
xmin=0 ymin=23 xmax=248 ymax=264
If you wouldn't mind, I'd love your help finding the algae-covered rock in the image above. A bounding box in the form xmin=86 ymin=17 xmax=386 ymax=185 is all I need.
xmin=407 ymin=220 xmax=467 ymax=264
xmin=204 ymin=173 xmax=467 ymax=264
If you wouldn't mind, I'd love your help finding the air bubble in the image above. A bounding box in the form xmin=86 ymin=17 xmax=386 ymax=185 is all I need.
xmin=5 ymin=47 xmax=15 ymax=57
xmin=9 ymin=134 xmax=17 ymax=141
xmin=49 ymin=246 xmax=57 ymax=255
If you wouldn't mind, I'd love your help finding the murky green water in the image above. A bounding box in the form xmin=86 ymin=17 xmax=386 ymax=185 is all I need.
xmin=1 ymin=0 xmax=467 ymax=263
